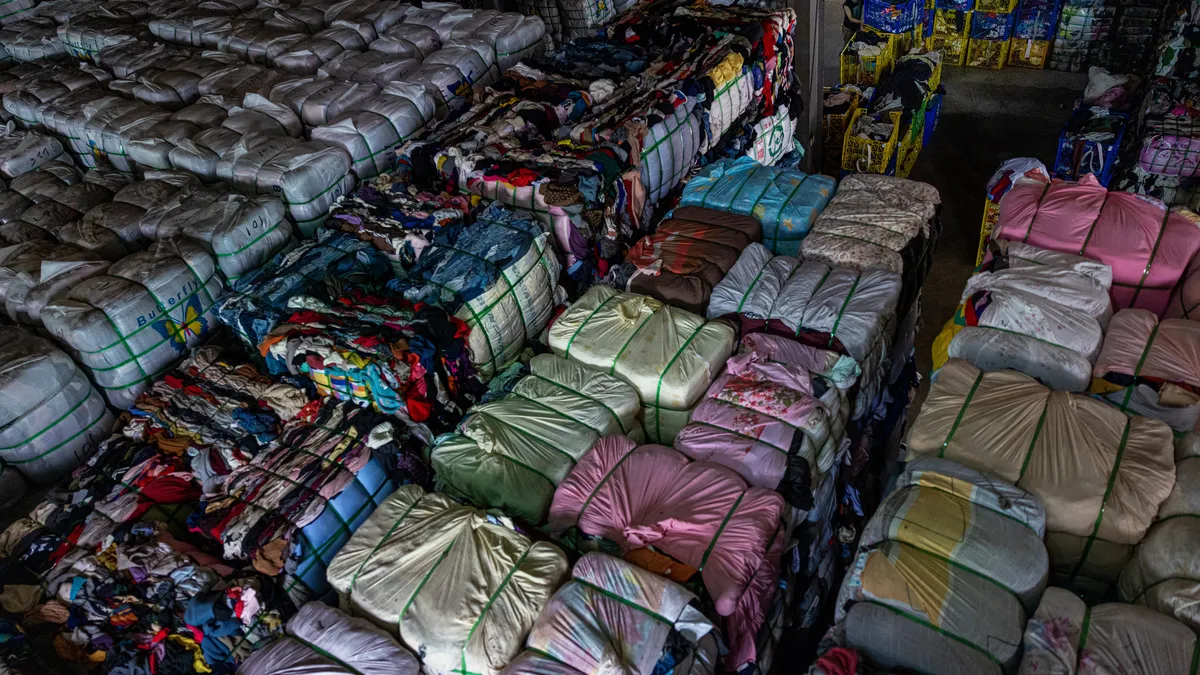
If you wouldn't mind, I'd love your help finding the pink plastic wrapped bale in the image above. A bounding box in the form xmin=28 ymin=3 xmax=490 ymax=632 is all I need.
xmin=502 ymin=553 xmax=719 ymax=675
xmin=1166 ymin=252 xmax=1200 ymax=321
xmin=991 ymin=173 xmax=1200 ymax=317
xmin=1092 ymin=308 xmax=1200 ymax=432
xmin=547 ymin=436 xmax=786 ymax=671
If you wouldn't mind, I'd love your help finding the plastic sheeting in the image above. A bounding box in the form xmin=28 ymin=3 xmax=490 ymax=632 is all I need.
xmin=238 ymin=602 xmax=420 ymax=675
xmin=318 ymin=50 xmax=420 ymax=87
xmin=369 ymin=22 xmax=441 ymax=58
xmin=992 ymin=173 xmax=1200 ymax=317
xmin=906 ymin=358 xmax=1176 ymax=595
xmin=326 ymin=484 xmax=569 ymax=675
xmin=504 ymin=553 xmax=720 ymax=675
xmin=0 ymin=325 xmax=113 ymax=483
xmin=837 ymin=458 xmax=1047 ymax=675
xmin=310 ymin=87 xmax=435 ymax=179
xmin=547 ymin=436 xmax=785 ymax=671
xmin=0 ymin=122 xmax=62 ymax=178
xmin=548 ymin=286 xmax=737 ymax=443
xmin=640 ymin=97 xmax=703 ymax=207
xmin=269 ymin=77 xmax=380 ymax=128
xmin=1019 ymin=587 xmax=1199 ymax=674
xmin=431 ymin=354 xmax=642 ymax=524
xmin=41 ymin=238 xmax=225 ymax=409
xmin=679 ymin=158 xmax=836 ymax=257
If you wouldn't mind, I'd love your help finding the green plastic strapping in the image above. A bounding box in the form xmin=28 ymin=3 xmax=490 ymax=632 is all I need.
xmin=576 ymin=442 xmax=639 ymax=522
xmin=687 ymin=420 xmax=790 ymax=456
xmin=397 ymin=539 xmax=457 ymax=627
xmin=1077 ymin=193 xmax=1110 ymax=256
xmin=563 ymin=295 xmax=619 ymax=359
xmin=1119 ymin=322 xmax=1161 ymax=412
xmin=652 ymin=321 xmax=706 ymax=441
xmin=768 ymin=174 xmax=811 ymax=250
xmin=290 ymin=634 xmax=366 ymax=675
xmin=1068 ymin=418 xmax=1133 ymax=583
xmin=1019 ymin=182 xmax=1052 ymax=244
xmin=1128 ymin=209 xmax=1173 ymax=308
xmin=697 ymin=492 xmax=744 ymax=572
xmin=456 ymin=544 xmax=535 ymax=675
xmin=607 ymin=303 xmax=660 ymax=376
xmin=4 ymin=399 xmax=107 ymax=464
xmin=735 ymin=264 xmax=770 ymax=314
xmin=525 ymin=373 xmax=628 ymax=435
xmin=862 ymin=601 xmax=1004 ymax=668
xmin=348 ymin=498 xmax=421 ymax=595
xmin=827 ymin=273 xmax=861 ymax=346
xmin=938 ymin=372 xmax=984 ymax=457
xmin=216 ymin=218 xmax=287 ymax=258
xmin=1018 ymin=404 xmax=1049 ymax=481
xmin=1076 ymin=606 xmax=1093 ymax=671
xmin=570 ymin=576 xmax=676 ymax=625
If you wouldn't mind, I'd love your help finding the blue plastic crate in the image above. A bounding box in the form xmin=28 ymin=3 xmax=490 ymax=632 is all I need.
xmin=923 ymin=6 xmax=935 ymax=36
xmin=971 ymin=11 xmax=1016 ymax=39
xmin=1013 ymin=0 xmax=1060 ymax=39
xmin=1053 ymin=110 xmax=1129 ymax=187
xmin=924 ymin=93 xmax=942 ymax=145
xmin=935 ymin=0 xmax=973 ymax=10
xmin=865 ymin=0 xmax=921 ymax=32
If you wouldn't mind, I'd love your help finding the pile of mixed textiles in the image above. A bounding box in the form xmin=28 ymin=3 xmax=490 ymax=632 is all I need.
xmin=869 ymin=52 xmax=940 ymax=122
xmin=848 ymin=112 xmax=894 ymax=142
xmin=843 ymin=30 xmax=890 ymax=59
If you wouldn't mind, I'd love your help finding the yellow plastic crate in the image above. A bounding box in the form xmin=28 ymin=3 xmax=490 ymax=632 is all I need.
xmin=840 ymin=33 xmax=896 ymax=86
xmin=931 ymin=8 xmax=971 ymax=38
xmin=927 ymin=35 xmax=968 ymax=65
xmin=975 ymin=198 xmax=1002 ymax=266
xmin=1008 ymin=38 xmax=1050 ymax=68
xmin=966 ymin=37 xmax=1010 ymax=69
xmin=897 ymin=133 xmax=922 ymax=178
xmin=842 ymin=109 xmax=902 ymax=174
xmin=822 ymin=87 xmax=862 ymax=175
xmin=973 ymin=0 xmax=1017 ymax=12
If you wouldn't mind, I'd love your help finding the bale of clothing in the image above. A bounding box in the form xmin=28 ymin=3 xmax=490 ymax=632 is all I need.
xmin=834 ymin=458 xmax=1048 ymax=675
xmin=615 ymin=205 xmax=762 ymax=314
xmin=677 ymin=156 xmax=836 ymax=256
xmin=990 ymin=172 xmax=1200 ymax=316
xmin=326 ymin=484 xmax=569 ymax=675
xmin=1091 ymin=309 xmax=1200 ymax=430
xmin=547 ymin=286 xmax=736 ymax=443
xmin=548 ymin=435 xmax=786 ymax=672
xmin=906 ymin=358 xmax=1176 ymax=596
xmin=430 ymin=354 xmax=642 ymax=525
xmin=504 ymin=552 xmax=720 ymax=675
xmin=936 ymin=240 xmax=1114 ymax=392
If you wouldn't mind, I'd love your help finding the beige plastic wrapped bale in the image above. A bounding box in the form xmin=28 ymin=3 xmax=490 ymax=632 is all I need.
xmin=0 ymin=122 xmax=64 ymax=178
xmin=0 ymin=325 xmax=114 ymax=483
xmin=431 ymin=354 xmax=643 ymax=525
xmin=906 ymin=358 xmax=1176 ymax=596
xmin=548 ymin=286 xmax=737 ymax=443
xmin=237 ymin=602 xmax=420 ymax=675
xmin=311 ymin=88 xmax=436 ymax=179
xmin=326 ymin=484 xmax=570 ymax=675
xmin=836 ymin=457 xmax=1048 ymax=675
xmin=138 ymin=188 xmax=292 ymax=284
xmin=1118 ymin=434 xmax=1200 ymax=633
xmin=1019 ymin=587 xmax=1200 ymax=674
xmin=504 ymin=553 xmax=719 ymax=675
xmin=369 ymin=22 xmax=441 ymax=58
xmin=41 ymin=238 xmax=225 ymax=409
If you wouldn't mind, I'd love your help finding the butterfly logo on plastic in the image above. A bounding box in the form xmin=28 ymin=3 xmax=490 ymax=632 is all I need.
xmin=153 ymin=295 xmax=209 ymax=352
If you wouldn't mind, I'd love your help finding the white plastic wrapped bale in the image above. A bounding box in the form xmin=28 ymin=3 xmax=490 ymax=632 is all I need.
xmin=310 ymin=87 xmax=435 ymax=179
xmin=323 ymin=0 xmax=412 ymax=39
xmin=219 ymin=28 xmax=307 ymax=65
xmin=268 ymin=77 xmax=380 ymax=127
xmin=747 ymin=104 xmax=795 ymax=167
xmin=640 ymin=97 xmax=703 ymax=206
xmin=318 ymin=51 xmax=420 ymax=87
xmin=95 ymin=40 xmax=187 ymax=79
xmin=139 ymin=187 xmax=292 ymax=283
xmin=274 ymin=25 xmax=368 ymax=75
xmin=1019 ymin=587 xmax=1200 ymax=675
xmin=2 ymin=63 xmax=111 ymax=128
xmin=548 ymin=285 xmax=737 ymax=443
xmin=1118 ymin=435 xmax=1200 ymax=634
xmin=34 ymin=89 xmax=119 ymax=168
xmin=129 ymin=55 xmax=245 ymax=110
xmin=224 ymin=137 xmax=354 ymax=237
xmin=41 ymin=238 xmax=225 ymax=408
xmin=451 ymin=11 xmax=545 ymax=72
xmin=423 ymin=38 xmax=497 ymax=85
xmin=701 ymin=52 xmax=754 ymax=154
xmin=0 ymin=20 xmax=67 ymax=60
xmin=197 ymin=64 xmax=285 ymax=100
xmin=59 ymin=174 xmax=200 ymax=260
xmin=836 ymin=458 xmax=1048 ymax=675
xmin=168 ymin=127 xmax=243 ymax=180
xmin=56 ymin=18 xmax=145 ymax=62
xmin=504 ymin=553 xmax=720 ymax=675
xmin=82 ymin=99 xmax=173 ymax=173
xmin=0 ymin=122 xmax=64 ymax=178
xmin=389 ymin=63 xmax=473 ymax=119
xmin=430 ymin=354 xmax=643 ymax=525
xmin=238 ymin=602 xmax=420 ymax=675
xmin=326 ymin=485 xmax=570 ymax=675
xmin=368 ymin=22 xmax=441 ymax=59
xmin=0 ymin=325 xmax=114 ymax=483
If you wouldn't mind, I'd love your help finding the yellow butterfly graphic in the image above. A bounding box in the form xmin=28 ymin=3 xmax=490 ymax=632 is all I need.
xmin=153 ymin=296 xmax=209 ymax=352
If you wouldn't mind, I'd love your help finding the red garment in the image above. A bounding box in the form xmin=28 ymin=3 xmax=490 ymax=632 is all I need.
xmin=812 ymin=648 xmax=858 ymax=675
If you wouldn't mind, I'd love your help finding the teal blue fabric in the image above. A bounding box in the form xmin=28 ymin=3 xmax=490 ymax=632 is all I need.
xmin=679 ymin=156 xmax=838 ymax=256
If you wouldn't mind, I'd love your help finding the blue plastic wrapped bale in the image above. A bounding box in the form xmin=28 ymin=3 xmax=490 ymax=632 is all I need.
xmin=215 ymin=229 xmax=393 ymax=352
xmin=971 ymin=11 xmax=1016 ymax=39
xmin=936 ymin=0 xmax=974 ymax=9
xmin=1014 ymin=0 xmax=1060 ymax=39
xmin=678 ymin=156 xmax=837 ymax=256
xmin=283 ymin=456 xmax=396 ymax=605
xmin=1053 ymin=108 xmax=1129 ymax=187
xmin=865 ymin=0 xmax=921 ymax=32
xmin=924 ymin=93 xmax=942 ymax=145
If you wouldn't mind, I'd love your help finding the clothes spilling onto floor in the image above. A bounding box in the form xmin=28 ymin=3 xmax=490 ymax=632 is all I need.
xmin=613 ymin=205 xmax=762 ymax=314
xmin=906 ymin=358 xmax=1175 ymax=597
xmin=430 ymin=354 xmax=643 ymax=525
xmin=677 ymin=157 xmax=837 ymax=257
xmin=548 ymin=435 xmax=786 ymax=672
xmin=326 ymin=485 xmax=569 ymax=675
xmin=547 ymin=286 xmax=737 ymax=443
xmin=393 ymin=201 xmax=563 ymax=380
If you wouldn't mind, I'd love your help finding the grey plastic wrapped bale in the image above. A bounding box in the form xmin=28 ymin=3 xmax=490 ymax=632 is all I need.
xmin=274 ymin=25 xmax=368 ymax=75
xmin=223 ymin=138 xmax=354 ymax=237
xmin=0 ymin=121 xmax=64 ymax=178
xmin=0 ymin=20 xmax=67 ymax=60
xmin=0 ymin=240 xmax=95 ymax=314
xmin=318 ymin=51 xmax=420 ymax=87
xmin=198 ymin=64 xmax=285 ymax=100
xmin=149 ymin=13 xmax=236 ymax=48
xmin=0 ymin=325 xmax=114 ymax=483
xmin=129 ymin=54 xmax=244 ymax=110
xmin=2 ymin=63 xmax=111 ymax=127
xmin=140 ymin=187 xmax=292 ymax=283
xmin=219 ymin=27 xmax=307 ymax=65
xmin=56 ymin=19 xmax=145 ymax=62
xmin=172 ymin=99 xmax=230 ymax=129
xmin=169 ymin=127 xmax=243 ymax=180
xmin=15 ymin=170 xmax=128 ymax=241
xmin=0 ymin=0 xmax=39 ymax=26
xmin=41 ymin=238 xmax=225 ymax=408
xmin=263 ymin=7 xmax=324 ymax=35
xmin=836 ymin=457 xmax=1048 ymax=675
xmin=222 ymin=94 xmax=303 ymax=137
xmin=6 ymin=257 xmax=110 ymax=327
xmin=324 ymin=0 xmax=412 ymax=38
xmin=125 ymin=120 xmax=205 ymax=171
xmin=59 ymin=172 xmax=200 ymax=259
xmin=310 ymin=87 xmax=435 ymax=179
xmin=1019 ymin=588 xmax=1200 ymax=674
xmin=8 ymin=159 xmax=78 ymax=203
xmin=268 ymin=77 xmax=380 ymax=128
xmin=0 ymin=185 xmax=32 ymax=231
xmin=81 ymin=99 xmax=173 ymax=173
xmin=0 ymin=461 xmax=25 ymax=510
xmin=95 ymin=40 xmax=187 ymax=79
xmin=452 ymin=11 xmax=545 ymax=71
xmin=36 ymin=89 xmax=119 ymax=167
xmin=368 ymin=22 xmax=440 ymax=58
xmin=424 ymin=39 xmax=497 ymax=87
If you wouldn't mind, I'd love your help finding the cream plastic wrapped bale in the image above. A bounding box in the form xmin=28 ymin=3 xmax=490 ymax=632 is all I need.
xmin=1117 ymin=434 xmax=1200 ymax=633
xmin=1019 ymin=587 xmax=1200 ymax=674
xmin=401 ymin=202 xmax=562 ymax=380
xmin=237 ymin=602 xmax=420 ymax=675
xmin=836 ymin=457 xmax=1048 ymax=675
xmin=0 ymin=122 xmax=64 ymax=179
xmin=549 ymin=286 xmax=737 ymax=444
xmin=906 ymin=358 xmax=1176 ymax=597
xmin=0 ymin=325 xmax=114 ymax=483
xmin=41 ymin=238 xmax=225 ymax=409
xmin=137 ymin=187 xmax=292 ymax=284
xmin=326 ymin=485 xmax=569 ymax=675
xmin=503 ymin=553 xmax=719 ymax=675
xmin=310 ymin=87 xmax=436 ymax=179
xmin=431 ymin=354 xmax=643 ymax=525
